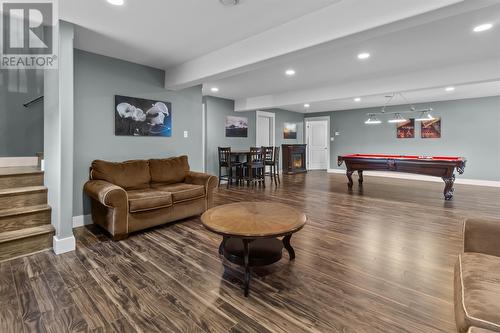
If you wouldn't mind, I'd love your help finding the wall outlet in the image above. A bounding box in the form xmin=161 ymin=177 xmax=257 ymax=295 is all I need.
xmin=183 ymin=131 xmax=188 ymax=138
xmin=330 ymin=137 xmax=334 ymax=142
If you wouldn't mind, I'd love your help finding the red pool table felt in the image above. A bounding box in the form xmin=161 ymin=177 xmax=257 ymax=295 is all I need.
xmin=342 ymin=154 xmax=464 ymax=162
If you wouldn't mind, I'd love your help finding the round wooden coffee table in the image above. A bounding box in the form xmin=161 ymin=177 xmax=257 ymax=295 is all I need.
xmin=201 ymin=201 xmax=307 ymax=296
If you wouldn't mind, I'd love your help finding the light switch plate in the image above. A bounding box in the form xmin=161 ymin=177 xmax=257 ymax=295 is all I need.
xmin=183 ymin=131 xmax=188 ymax=138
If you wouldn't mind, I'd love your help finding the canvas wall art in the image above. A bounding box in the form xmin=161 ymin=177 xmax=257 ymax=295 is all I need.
xmin=283 ymin=123 xmax=297 ymax=139
xmin=115 ymin=95 xmax=172 ymax=137
xmin=396 ymin=118 xmax=415 ymax=138
xmin=421 ymin=118 xmax=441 ymax=138
xmin=225 ymin=116 xmax=248 ymax=137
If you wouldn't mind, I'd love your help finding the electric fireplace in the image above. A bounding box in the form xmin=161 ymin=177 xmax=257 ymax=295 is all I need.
xmin=282 ymin=144 xmax=307 ymax=174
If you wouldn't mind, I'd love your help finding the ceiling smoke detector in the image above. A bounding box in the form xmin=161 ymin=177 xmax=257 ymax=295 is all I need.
xmin=219 ymin=0 xmax=239 ymax=6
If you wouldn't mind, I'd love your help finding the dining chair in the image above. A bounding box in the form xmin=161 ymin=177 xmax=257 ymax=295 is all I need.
xmin=263 ymin=146 xmax=280 ymax=185
xmin=244 ymin=147 xmax=265 ymax=187
xmin=218 ymin=147 xmax=242 ymax=188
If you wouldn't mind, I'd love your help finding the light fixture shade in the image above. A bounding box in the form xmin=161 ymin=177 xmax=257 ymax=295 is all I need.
xmin=365 ymin=114 xmax=381 ymax=124
xmin=415 ymin=110 xmax=435 ymax=121
xmin=388 ymin=113 xmax=407 ymax=123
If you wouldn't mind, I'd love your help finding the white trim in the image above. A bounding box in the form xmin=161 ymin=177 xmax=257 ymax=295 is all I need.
xmin=0 ymin=157 xmax=38 ymax=167
xmin=72 ymin=214 xmax=93 ymax=228
xmin=304 ymin=116 xmax=330 ymax=170
xmin=53 ymin=235 xmax=76 ymax=254
xmin=327 ymin=169 xmax=500 ymax=188
xmin=202 ymin=102 xmax=206 ymax=172
xmin=256 ymin=110 xmax=276 ymax=147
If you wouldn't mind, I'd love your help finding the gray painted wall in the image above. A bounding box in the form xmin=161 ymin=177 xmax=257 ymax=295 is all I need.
xmin=269 ymin=108 xmax=304 ymax=169
xmin=204 ymin=97 xmax=305 ymax=175
xmin=204 ymin=96 xmax=255 ymax=175
xmin=0 ymin=69 xmax=44 ymax=157
xmin=307 ymin=96 xmax=500 ymax=181
xmin=74 ymin=50 xmax=203 ymax=216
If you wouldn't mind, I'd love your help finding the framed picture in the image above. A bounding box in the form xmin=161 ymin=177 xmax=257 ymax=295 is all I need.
xmin=283 ymin=123 xmax=297 ymax=139
xmin=225 ymin=116 xmax=248 ymax=137
xmin=421 ymin=118 xmax=441 ymax=138
xmin=115 ymin=95 xmax=172 ymax=137
xmin=396 ymin=118 xmax=415 ymax=138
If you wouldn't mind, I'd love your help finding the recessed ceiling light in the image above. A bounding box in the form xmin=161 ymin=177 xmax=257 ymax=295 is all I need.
xmin=473 ymin=23 xmax=493 ymax=32
xmin=219 ymin=0 xmax=239 ymax=6
xmin=445 ymin=86 xmax=455 ymax=92
xmin=107 ymin=0 xmax=124 ymax=6
xmin=210 ymin=87 xmax=219 ymax=93
xmin=304 ymin=103 xmax=310 ymax=108
xmin=354 ymin=97 xmax=361 ymax=102
xmin=357 ymin=52 xmax=371 ymax=60
xmin=285 ymin=69 xmax=296 ymax=76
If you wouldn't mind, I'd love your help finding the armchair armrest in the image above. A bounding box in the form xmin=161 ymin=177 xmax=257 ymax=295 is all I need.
xmin=463 ymin=218 xmax=500 ymax=257
xmin=185 ymin=171 xmax=218 ymax=192
xmin=83 ymin=180 xmax=127 ymax=208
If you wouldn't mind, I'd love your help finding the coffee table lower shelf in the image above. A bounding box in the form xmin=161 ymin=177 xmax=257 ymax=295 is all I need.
xmin=219 ymin=235 xmax=295 ymax=296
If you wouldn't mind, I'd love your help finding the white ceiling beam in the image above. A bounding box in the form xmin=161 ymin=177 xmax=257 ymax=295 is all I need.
xmin=164 ymin=0 xmax=466 ymax=90
xmin=234 ymin=59 xmax=500 ymax=111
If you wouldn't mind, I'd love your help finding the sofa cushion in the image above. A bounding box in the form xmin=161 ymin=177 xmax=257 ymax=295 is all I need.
xmin=456 ymin=253 xmax=500 ymax=333
xmin=91 ymin=159 xmax=151 ymax=190
xmin=151 ymin=183 xmax=205 ymax=203
xmin=127 ymin=189 xmax=172 ymax=213
xmin=149 ymin=155 xmax=190 ymax=185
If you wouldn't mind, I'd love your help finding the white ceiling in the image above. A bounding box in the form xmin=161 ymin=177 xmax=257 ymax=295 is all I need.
xmin=61 ymin=0 xmax=500 ymax=113
xmin=61 ymin=0 xmax=335 ymax=69
xmin=294 ymin=81 xmax=500 ymax=113
xmin=208 ymin=2 xmax=500 ymax=112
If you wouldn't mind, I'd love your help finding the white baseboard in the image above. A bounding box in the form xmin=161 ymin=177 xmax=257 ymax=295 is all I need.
xmin=72 ymin=214 xmax=93 ymax=228
xmin=0 ymin=157 xmax=38 ymax=167
xmin=327 ymin=169 xmax=500 ymax=188
xmin=53 ymin=235 xmax=75 ymax=254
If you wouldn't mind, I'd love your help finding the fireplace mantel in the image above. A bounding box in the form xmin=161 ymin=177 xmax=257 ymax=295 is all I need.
xmin=282 ymin=144 xmax=307 ymax=174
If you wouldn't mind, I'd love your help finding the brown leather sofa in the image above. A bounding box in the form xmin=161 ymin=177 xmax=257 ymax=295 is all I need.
xmin=83 ymin=156 xmax=217 ymax=240
xmin=454 ymin=218 xmax=500 ymax=333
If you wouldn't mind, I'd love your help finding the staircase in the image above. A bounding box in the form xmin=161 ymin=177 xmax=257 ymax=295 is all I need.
xmin=0 ymin=166 xmax=54 ymax=262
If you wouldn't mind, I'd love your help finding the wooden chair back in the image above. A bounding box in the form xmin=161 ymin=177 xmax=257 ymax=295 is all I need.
xmin=262 ymin=146 xmax=274 ymax=163
xmin=218 ymin=147 xmax=232 ymax=167
xmin=249 ymin=147 xmax=264 ymax=167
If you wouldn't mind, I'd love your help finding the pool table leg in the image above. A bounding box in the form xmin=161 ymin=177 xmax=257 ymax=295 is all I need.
xmin=346 ymin=170 xmax=354 ymax=188
xmin=358 ymin=170 xmax=364 ymax=184
xmin=442 ymin=175 xmax=455 ymax=200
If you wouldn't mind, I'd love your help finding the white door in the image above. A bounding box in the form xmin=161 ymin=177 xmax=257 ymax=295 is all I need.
xmin=256 ymin=111 xmax=275 ymax=147
xmin=257 ymin=116 xmax=270 ymax=146
xmin=306 ymin=120 xmax=328 ymax=170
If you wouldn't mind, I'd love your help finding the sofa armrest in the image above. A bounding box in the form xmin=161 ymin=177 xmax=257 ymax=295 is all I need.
xmin=185 ymin=171 xmax=217 ymax=209
xmin=185 ymin=171 xmax=217 ymax=192
xmin=463 ymin=218 xmax=500 ymax=257
xmin=84 ymin=180 xmax=128 ymax=208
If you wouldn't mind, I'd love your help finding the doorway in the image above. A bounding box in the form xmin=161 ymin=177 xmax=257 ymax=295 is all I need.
xmin=305 ymin=117 xmax=330 ymax=170
xmin=256 ymin=111 xmax=275 ymax=147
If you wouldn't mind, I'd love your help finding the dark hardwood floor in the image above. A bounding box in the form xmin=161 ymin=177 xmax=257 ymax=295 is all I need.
xmin=1 ymin=171 xmax=499 ymax=333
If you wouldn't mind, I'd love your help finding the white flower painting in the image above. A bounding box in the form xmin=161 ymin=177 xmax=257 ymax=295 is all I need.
xmin=115 ymin=95 xmax=172 ymax=137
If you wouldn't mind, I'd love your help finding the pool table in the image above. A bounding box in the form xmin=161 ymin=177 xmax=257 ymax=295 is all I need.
xmin=337 ymin=154 xmax=467 ymax=200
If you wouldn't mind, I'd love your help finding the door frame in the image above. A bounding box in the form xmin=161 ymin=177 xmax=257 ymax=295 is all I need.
xmin=255 ymin=110 xmax=276 ymax=147
xmin=304 ymin=116 xmax=330 ymax=170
